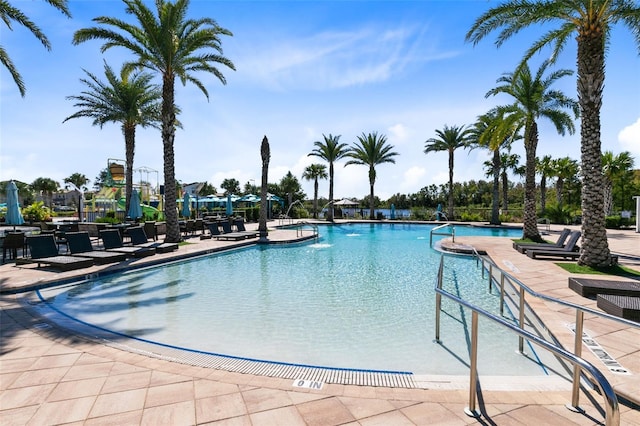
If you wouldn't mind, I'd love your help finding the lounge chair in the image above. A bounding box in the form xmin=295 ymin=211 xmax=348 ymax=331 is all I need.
xmin=16 ymin=234 xmax=94 ymax=271
xmin=597 ymin=294 xmax=640 ymax=322
xmin=99 ymin=229 xmax=156 ymax=258
xmin=525 ymin=230 xmax=582 ymax=260
xmin=126 ymin=226 xmax=178 ymax=253
xmin=233 ymin=218 xmax=259 ymax=238
xmin=568 ymin=277 xmax=640 ymax=298
xmin=201 ymin=221 xmax=221 ymax=239
xmin=65 ymin=232 xmax=127 ymax=265
xmin=513 ymin=228 xmax=572 ymax=254
xmin=216 ymin=219 xmax=258 ymax=241
xmin=2 ymin=232 xmax=25 ymax=262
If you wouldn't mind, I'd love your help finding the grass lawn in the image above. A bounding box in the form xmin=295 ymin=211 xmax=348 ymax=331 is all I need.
xmin=557 ymin=263 xmax=640 ymax=278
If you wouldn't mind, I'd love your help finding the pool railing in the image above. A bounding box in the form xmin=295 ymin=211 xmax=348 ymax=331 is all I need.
xmin=429 ymin=223 xmax=454 ymax=246
xmin=435 ymin=253 xmax=621 ymax=425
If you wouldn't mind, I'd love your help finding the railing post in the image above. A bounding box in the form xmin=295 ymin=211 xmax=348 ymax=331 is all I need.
xmin=569 ymin=310 xmax=585 ymax=411
xmin=518 ymin=287 xmax=525 ymax=353
xmin=488 ymin=263 xmax=493 ymax=292
xmin=464 ymin=311 xmax=480 ymax=418
xmin=499 ymin=274 xmax=505 ymax=316
xmin=435 ymin=258 xmax=443 ymax=343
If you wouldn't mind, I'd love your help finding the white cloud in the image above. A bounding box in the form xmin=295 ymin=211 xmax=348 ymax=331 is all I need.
xmin=618 ymin=118 xmax=640 ymax=157
xmin=400 ymin=166 xmax=426 ymax=192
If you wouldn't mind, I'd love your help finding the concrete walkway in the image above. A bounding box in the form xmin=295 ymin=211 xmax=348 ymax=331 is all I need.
xmin=1 ymin=222 xmax=639 ymax=425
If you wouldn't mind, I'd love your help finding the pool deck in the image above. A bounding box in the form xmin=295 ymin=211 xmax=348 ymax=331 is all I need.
xmin=1 ymin=221 xmax=639 ymax=425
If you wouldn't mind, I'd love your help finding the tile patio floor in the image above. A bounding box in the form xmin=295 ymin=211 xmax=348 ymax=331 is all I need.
xmin=1 ymin=221 xmax=639 ymax=425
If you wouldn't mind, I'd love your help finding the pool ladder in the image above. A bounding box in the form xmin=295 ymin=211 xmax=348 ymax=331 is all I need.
xmin=434 ymin=251 xmax=632 ymax=425
xmin=429 ymin=222 xmax=454 ymax=247
xmin=292 ymin=221 xmax=319 ymax=239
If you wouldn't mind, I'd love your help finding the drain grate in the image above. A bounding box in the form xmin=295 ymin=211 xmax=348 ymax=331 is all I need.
xmin=106 ymin=337 xmax=417 ymax=388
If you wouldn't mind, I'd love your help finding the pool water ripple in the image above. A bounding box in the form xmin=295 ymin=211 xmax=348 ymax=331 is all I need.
xmin=37 ymin=223 xmax=557 ymax=376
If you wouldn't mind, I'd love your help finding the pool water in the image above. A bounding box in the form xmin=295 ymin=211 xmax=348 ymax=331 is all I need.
xmin=37 ymin=223 xmax=554 ymax=376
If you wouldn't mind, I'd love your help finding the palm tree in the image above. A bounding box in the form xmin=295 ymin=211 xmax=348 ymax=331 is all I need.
xmin=536 ymin=155 xmax=555 ymax=212
xmin=73 ymin=0 xmax=235 ymax=243
xmin=31 ymin=177 xmax=59 ymax=208
xmin=63 ymin=173 xmax=90 ymax=219
xmin=259 ymin=136 xmax=270 ymax=241
xmin=466 ymin=1 xmax=640 ymax=266
xmin=302 ymin=164 xmax=328 ymax=219
xmin=0 ymin=0 xmax=71 ymax=97
xmin=469 ymin=110 xmax=520 ymax=225
xmin=64 ymin=63 xmax=162 ymax=215
xmin=500 ymin=153 xmax=524 ymax=213
xmin=551 ymin=157 xmax=580 ymax=207
xmin=424 ymin=124 xmax=472 ymax=220
xmin=345 ymin=132 xmax=399 ymax=219
xmin=484 ymin=60 xmax=578 ymax=242
xmin=308 ymin=134 xmax=349 ymax=221
xmin=602 ymin=151 xmax=634 ymax=215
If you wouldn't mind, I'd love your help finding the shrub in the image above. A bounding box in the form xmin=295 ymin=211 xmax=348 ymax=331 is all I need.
xmin=22 ymin=202 xmax=52 ymax=222
xmin=459 ymin=212 xmax=483 ymax=222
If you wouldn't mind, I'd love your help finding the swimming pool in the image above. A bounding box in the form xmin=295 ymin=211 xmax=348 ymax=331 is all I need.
xmin=35 ymin=223 xmax=558 ymax=377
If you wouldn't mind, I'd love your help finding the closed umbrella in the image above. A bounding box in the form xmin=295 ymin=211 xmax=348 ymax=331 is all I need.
xmin=127 ymin=189 xmax=143 ymax=220
xmin=226 ymin=193 xmax=233 ymax=217
xmin=182 ymin=192 xmax=191 ymax=218
xmin=6 ymin=181 xmax=24 ymax=230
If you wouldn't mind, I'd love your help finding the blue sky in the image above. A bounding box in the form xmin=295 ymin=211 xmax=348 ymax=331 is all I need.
xmin=1 ymin=0 xmax=638 ymax=200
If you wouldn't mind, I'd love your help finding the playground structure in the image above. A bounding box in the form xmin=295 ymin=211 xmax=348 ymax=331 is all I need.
xmin=80 ymin=159 xmax=162 ymax=221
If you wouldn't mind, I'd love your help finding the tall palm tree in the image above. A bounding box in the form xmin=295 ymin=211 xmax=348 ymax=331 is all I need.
xmin=424 ymin=124 xmax=472 ymax=220
xmin=469 ymin=110 xmax=520 ymax=225
xmin=308 ymin=134 xmax=349 ymax=221
xmin=64 ymin=63 xmax=162 ymax=215
xmin=302 ymin=164 xmax=328 ymax=219
xmin=466 ymin=0 xmax=640 ymax=266
xmin=602 ymin=151 xmax=634 ymax=215
xmin=30 ymin=177 xmax=59 ymax=208
xmin=73 ymin=0 xmax=235 ymax=243
xmin=345 ymin=132 xmax=399 ymax=219
xmin=259 ymin=136 xmax=270 ymax=241
xmin=485 ymin=60 xmax=578 ymax=242
xmin=536 ymin=155 xmax=555 ymax=212
xmin=551 ymin=157 xmax=580 ymax=207
xmin=0 ymin=0 xmax=71 ymax=97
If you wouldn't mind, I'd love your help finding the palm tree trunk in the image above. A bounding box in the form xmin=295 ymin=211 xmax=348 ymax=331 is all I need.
xmin=328 ymin=163 xmax=334 ymax=221
xmin=577 ymin=32 xmax=611 ymax=266
xmin=501 ymin=171 xmax=508 ymax=213
xmin=490 ymin=151 xmax=500 ymax=225
xmin=369 ymin=166 xmax=375 ymax=219
xmin=540 ymin=175 xmax=547 ymax=212
xmin=447 ymin=151 xmax=454 ymax=219
xmin=124 ymin=124 xmax=136 ymax=217
xmin=259 ymin=136 xmax=270 ymax=241
xmin=313 ymin=179 xmax=319 ymax=219
xmin=523 ymin=122 xmax=542 ymax=241
xmin=162 ymin=74 xmax=180 ymax=243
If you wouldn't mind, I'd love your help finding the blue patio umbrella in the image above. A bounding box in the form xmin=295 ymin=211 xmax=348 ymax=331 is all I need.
xmin=390 ymin=203 xmax=396 ymax=220
xmin=226 ymin=193 xmax=233 ymax=216
xmin=182 ymin=192 xmax=191 ymax=218
xmin=5 ymin=181 xmax=24 ymax=229
xmin=127 ymin=189 xmax=143 ymax=220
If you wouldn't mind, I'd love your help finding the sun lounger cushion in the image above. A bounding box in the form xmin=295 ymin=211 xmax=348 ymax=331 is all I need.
xmin=568 ymin=277 xmax=640 ymax=298
xmin=597 ymin=294 xmax=640 ymax=322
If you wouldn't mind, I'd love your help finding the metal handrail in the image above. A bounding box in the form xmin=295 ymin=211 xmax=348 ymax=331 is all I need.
xmin=290 ymin=221 xmax=319 ymax=239
xmin=434 ymin=255 xmax=620 ymax=424
xmin=430 ymin=223 xmax=454 ymax=246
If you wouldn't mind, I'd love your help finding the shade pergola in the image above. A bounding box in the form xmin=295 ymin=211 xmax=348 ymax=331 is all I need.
xmin=334 ymin=198 xmax=358 ymax=206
